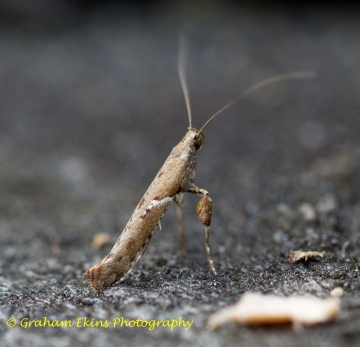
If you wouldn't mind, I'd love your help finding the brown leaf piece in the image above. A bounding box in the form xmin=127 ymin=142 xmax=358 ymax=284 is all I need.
xmin=207 ymin=293 xmax=340 ymax=329
xmin=92 ymin=233 xmax=111 ymax=249
xmin=289 ymin=250 xmax=325 ymax=263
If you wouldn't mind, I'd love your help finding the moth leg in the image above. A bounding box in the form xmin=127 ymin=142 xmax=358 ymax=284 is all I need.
xmin=188 ymin=184 xmax=217 ymax=275
xmin=174 ymin=193 xmax=186 ymax=247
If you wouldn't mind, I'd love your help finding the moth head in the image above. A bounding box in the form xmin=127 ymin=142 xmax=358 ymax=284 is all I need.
xmin=186 ymin=127 xmax=204 ymax=151
xmin=193 ymin=132 xmax=205 ymax=151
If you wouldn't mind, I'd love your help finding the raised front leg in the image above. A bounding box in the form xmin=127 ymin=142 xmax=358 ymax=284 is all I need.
xmin=188 ymin=184 xmax=217 ymax=275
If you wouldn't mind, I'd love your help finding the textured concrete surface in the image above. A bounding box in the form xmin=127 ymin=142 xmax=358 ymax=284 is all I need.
xmin=0 ymin=2 xmax=360 ymax=346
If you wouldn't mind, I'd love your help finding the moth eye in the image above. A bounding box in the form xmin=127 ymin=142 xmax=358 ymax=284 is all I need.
xmin=193 ymin=139 xmax=202 ymax=150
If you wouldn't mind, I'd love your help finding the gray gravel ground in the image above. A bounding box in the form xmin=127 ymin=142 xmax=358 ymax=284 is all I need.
xmin=1 ymin=2 xmax=360 ymax=346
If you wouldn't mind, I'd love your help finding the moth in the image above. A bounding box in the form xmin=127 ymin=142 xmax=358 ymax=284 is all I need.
xmin=84 ymin=39 xmax=314 ymax=291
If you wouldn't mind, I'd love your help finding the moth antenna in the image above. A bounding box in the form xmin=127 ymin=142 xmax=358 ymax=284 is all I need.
xmin=198 ymin=71 xmax=315 ymax=134
xmin=178 ymin=35 xmax=192 ymax=128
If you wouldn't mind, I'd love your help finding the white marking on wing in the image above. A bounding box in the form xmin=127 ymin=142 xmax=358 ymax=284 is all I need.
xmin=141 ymin=197 xmax=173 ymax=217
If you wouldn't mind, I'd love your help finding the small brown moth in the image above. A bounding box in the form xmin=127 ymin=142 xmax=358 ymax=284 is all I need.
xmin=84 ymin=39 xmax=314 ymax=291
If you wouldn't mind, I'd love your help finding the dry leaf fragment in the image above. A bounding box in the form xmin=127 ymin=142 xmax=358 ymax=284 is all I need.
xmin=330 ymin=287 xmax=344 ymax=298
xmin=207 ymin=293 xmax=340 ymax=329
xmin=92 ymin=233 xmax=110 ymax=249
xmin=51 ymin=245 xmax=61 ymax=254
xmin=289 ymin=250 xmax=325 ymax=263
